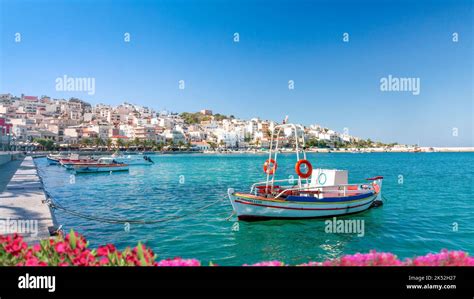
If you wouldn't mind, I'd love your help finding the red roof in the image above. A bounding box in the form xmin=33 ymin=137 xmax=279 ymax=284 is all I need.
xmin=111 ymin=135 xmax=129 ymax=139
xmin=23 ymin=96 xmax=38 ymax=101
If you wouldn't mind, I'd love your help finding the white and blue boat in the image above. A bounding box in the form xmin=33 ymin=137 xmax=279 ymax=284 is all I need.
xmin=46 ymin=154 xmax=63 ymax=165
xmin=228 ymin=123 xmax=384 ymax=221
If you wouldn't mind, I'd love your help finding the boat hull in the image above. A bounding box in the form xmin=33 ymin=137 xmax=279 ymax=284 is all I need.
xmin=74 ymin=165 xmax=129 ymax=173
xmin=46 ymin=157 xmax=60 ymax=165
xmin=228 ymin=191 xmax=377 ymax=220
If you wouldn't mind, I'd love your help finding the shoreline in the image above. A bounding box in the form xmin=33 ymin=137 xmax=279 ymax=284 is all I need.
xmin=23 ymin=146 xmax=474 ymax=156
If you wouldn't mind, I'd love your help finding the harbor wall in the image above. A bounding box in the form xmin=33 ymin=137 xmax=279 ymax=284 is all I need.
xmin=0 ymin=152 xmax=22 ymax=166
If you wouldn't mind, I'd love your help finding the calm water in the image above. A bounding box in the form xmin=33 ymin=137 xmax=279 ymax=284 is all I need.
xmin=35 ymin=153 xmax=474 ymax=265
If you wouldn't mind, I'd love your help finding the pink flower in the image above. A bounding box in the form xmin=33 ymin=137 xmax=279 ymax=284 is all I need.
xmin=407 ymin=249 xmax=474 ymax=266
xmin=298 ymin=262 xmax=322 ymax=266
xmin=156 ymin=258 xmax=201 ymax=266
xmin=55 ymin=242 xmax=66 ymax=254
xmin=20 ymin=257 xmax=47 ymax=266
xmin=32 ymin=243 xmax=41 ymax=252
xmin=2 ymin=229 xmax=474 ymax=267
xmin=244 ymin=261 xmax=284 ymax=266
xmin=321 ymin=251 xmax=403 ymax=266
xmin=25 ymin=257 xmax=40 ymax=266
xmin=97 ymin=244 xmax=116 ymax=257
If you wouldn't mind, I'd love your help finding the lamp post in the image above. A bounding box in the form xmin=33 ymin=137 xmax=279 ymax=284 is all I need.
xmin=11 ymin=136 xmax=16 ymax=152
xmin=0 ymin=125 xmax=4 ymax=151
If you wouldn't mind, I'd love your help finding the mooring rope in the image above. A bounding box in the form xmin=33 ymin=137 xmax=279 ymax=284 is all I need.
xmin=44 ymin=190 xmax=229 ymax=225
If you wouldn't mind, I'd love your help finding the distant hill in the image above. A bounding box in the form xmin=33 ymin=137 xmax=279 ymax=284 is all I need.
xmin=179 ymin=112 xmax=235 ymax=124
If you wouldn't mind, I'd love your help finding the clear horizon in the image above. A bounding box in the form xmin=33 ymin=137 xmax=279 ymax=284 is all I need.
xmin=0 ymin=0 xmax=472 ymax=147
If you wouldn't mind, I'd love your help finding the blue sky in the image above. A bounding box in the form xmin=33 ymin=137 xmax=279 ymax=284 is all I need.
xmin=0 ymin=0 xmax=472 ymax=146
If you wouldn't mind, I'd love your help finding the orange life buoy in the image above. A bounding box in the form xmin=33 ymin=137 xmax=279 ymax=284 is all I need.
xmin=263 ymin=159 xmax=277 ymax=175
xmin=295 ymin=159 xmax=313 ymax=178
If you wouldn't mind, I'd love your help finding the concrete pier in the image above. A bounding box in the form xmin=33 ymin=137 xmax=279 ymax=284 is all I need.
xmin=0 ymin=156 xmax=56 ymax=243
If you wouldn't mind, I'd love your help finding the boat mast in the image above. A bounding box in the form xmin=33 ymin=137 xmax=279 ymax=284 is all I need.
xmin=265 ymin=122 xmax=309 ymax=190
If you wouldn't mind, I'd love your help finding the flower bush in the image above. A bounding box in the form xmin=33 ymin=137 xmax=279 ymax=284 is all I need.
xmin=1 ymin=231 xmax=473 ymax=266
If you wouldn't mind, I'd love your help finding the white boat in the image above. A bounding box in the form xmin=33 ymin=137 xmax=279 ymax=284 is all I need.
xmin=46 ymin=155 xmax=60 ymax=165
xmin=47 ymin=153 xmax=71 ymax=164
xmin=228 ymin=123 xmax=383 ymax=221
xmin=73 ymin=163 xmax=129 ymax=173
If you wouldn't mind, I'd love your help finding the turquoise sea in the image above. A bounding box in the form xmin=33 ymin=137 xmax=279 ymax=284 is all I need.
xmin=35 ymin=153 xmax=474 ymax=265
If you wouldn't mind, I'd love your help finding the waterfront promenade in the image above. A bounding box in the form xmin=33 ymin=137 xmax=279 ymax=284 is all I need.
xmin=0 ymin=156 xmax=56 ymax=243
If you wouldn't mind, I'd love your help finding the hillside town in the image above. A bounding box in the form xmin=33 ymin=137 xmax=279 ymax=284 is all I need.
xmin=0 ymin=93 xmax=398 ymax=152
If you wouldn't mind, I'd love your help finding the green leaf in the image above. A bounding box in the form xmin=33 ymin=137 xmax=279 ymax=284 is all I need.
xmin=69 ymin=229 xmax=77 ymax=249
xmin=136 ymin=242 xmax=147 ymax=266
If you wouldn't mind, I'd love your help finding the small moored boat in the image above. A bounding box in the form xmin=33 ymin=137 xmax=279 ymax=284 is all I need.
xmin=228 ymin=123 xmax=384 ymax=221
xmin=73 ymin=159 xmax=129 ymax=173
xmin=47 ymin=154 xmax=66 ymax=165
xmin=60 ymin=158 xmax=96 ymax=169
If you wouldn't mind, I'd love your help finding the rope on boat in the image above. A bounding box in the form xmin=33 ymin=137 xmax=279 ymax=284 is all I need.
xmin=43 ymin=190 xmax=228 ymax=225
xmin=224 ymin=210 xmax=236 ymax=221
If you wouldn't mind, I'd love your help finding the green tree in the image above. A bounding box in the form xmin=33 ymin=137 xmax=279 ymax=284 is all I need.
xmin=155 ymin=141 xmax=164 ymax=151
xmin=133 ymin=137 xmax=141 ymax=151
xmin=93 ymin=137 xmax=104 ymax=150
xmin=207 ymin=141 xmax=217 ymax=150
xmin=116 ymin=138 xmax=125 ymax=149
xmin=33 ymin=138 xmax=56 ymax=151
xmin=105 ymin=138 xmax=113 ymax=151
xmin=80 ymin=138 xmax=92 ymax=148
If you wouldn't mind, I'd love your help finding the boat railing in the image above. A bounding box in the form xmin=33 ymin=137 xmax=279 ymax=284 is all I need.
xmin=250 ymin=179 xmax=374 ymax=198
xmin=250 ymin=179 xmax=298 ymax=193
xmin=273 ymin=184 xmax=373 ymax=199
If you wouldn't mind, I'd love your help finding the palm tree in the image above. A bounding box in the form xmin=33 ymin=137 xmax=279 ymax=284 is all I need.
xmin=255 ymin=138 xmax=261 ymax=149
xmin=133 ymin=137 xmax=141 ymax=151
xmin=80 ymin=138 xmax=91 ymax=148
xmin=148 ymin=140 xmax=156 ymax=151
xmin=116 ymin=138 xmax=125 ymax=150
xmin=105 ymin=138 xmax=113 ymax=151
xmin=206 ymin=141 xmax=215 ymax=150
xmin=93 ymin=137 xmax=104 ymax=150
xmin=366 ymin=138 xmax=374 ymax=148
xmin=142 ymin=139 xmax=150 ymax=151
xmin=155 ymin=141 xmax=164 ymax=151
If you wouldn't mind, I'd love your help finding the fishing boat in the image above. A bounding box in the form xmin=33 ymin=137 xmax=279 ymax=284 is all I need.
xmin=46 ymin=154 xmax=65 ymax=165
xmin=227 ymin=123 xmax=384 ymax=221
xmin=61 ymin=159 xmax=97 ymax=170
xmin=73 ymin=159 xmax=129 ymax=173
